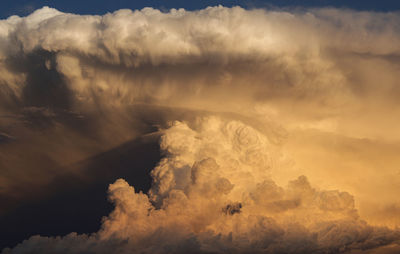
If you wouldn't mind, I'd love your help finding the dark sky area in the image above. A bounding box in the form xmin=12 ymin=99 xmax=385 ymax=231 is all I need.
xmin=1 ymin=0 xmax=400 ymax=19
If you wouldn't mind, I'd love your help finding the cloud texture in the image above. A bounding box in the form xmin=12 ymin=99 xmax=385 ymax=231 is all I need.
xmin=3 ymin=117 xmax=400 ymax=253
xmin=0 ymin=5 xmax=400 ymax=253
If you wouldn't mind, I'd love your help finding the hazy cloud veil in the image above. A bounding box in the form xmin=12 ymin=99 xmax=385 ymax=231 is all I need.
xmin=1 ymin=5 xmax=400 ymax=254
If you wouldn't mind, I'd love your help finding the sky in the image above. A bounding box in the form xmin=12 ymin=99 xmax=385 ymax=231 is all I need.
xmin=1 ymin=0 xmax=400 ymax=18
xmin=1 ymin=1 xmax=400 ymax=254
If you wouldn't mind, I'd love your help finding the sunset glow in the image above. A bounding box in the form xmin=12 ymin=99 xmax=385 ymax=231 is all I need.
xmin=1 ymin=4 xmax=400 ymax=254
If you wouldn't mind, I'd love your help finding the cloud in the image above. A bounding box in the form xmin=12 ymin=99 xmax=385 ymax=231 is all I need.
xmin=1 ymin=5 xmax=399 ymax=141
xmin=1 ymin=6 xmax=400 ymax=139
xmin=3 ymin=117 xmax=400 ymax=253
xmin=0 ymin=5 xmax=400 ymax=253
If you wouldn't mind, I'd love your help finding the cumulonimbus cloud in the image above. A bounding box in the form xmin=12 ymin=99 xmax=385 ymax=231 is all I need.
xmin=1 ymin=5 xmax=400 ymax=139
xmin=3 ymin=117 xmax=400 ymax=253
xmin=1 ymin=5 xmax=400 ymax=254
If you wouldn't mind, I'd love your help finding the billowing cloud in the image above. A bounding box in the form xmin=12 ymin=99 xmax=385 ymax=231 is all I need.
xmin=0 ymin=5 xmax=400 ymax=253
xmin=1 ymin=6 xmax=400 ymax=140
xmin=3 ymin=117 xmax=400 ymax=253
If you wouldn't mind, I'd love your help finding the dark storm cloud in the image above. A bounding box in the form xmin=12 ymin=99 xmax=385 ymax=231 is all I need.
xmin=0 ymin=5 xmax=400 ymax=254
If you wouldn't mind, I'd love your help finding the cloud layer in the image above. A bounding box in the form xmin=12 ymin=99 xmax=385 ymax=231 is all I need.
xmin=0 ymin=5 xmax=400 ymax=253
xmin=1 ymin=6 xmax=400 ymax=139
